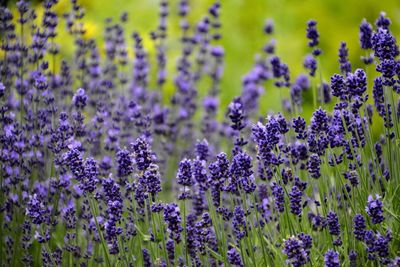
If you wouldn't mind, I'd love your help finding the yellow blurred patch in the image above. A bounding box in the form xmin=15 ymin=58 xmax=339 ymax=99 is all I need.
xmin=82 ymin=21 xmax=99 ymax=40
xmin=54 ymin=0 xmax=70 ymax=15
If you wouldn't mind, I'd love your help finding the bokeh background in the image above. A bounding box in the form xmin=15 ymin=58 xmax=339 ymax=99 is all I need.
xmin=4 ymin=0 xmax=400 ymax=117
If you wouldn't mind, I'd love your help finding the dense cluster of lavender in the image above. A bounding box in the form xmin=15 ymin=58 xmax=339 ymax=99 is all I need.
xmin=0 ymin=0 xmax=399 ymax=266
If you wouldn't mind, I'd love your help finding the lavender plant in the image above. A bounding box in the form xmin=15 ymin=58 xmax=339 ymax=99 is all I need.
xmin=0 ymin=1 xmax=399 ymax=266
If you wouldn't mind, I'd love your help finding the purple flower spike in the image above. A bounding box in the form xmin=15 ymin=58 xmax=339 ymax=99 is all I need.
xmin=366 ymin=194 xmax=384 ymax=224
xmin=324 ymin=249 xmax=340 ymax=267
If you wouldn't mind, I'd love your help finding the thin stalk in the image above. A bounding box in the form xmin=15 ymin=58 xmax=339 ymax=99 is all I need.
xmin=87 ymin=196 xmax=112 ymax=267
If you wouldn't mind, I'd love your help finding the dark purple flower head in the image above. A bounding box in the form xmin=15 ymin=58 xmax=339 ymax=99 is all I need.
xmin=102 ymin=176 xmax=123 ymax=244
xmin=376 ymin=58 xmax=396 ymax=84
xmin=324 ymin=249 xmax=340 ymax=267
xmin=0 ymin=82 xmax=5 ymax=98
xmin=366 ymin=194 xmax=384 ymax=224
xmin=64 ymin=147 xmax=85 ymax=181
xmin=345 ymin=170 xmax=359 ymax=187
xmin=270 ymin=56 xmax=282 ymax=78
xmin=308 ymin=212 xmax=327 ymax=231
xmin=283 ymin=235 xmax=310 ymax=267
xmin=264 ymin=19 xmax=274 ymax=34
xmin=346 ymin=69 xmax=367 ymax=97
xmin=116 ymin=148 xmax=134 ymax=177
xmin=203 ymin=95 xmax=218 ymax=113
xmin=271 ymin=182 xmax=285 ymax=213
xmin=306 ymin=19 xmax=319 ymax=47
xmin=142 ymin=249 xmax=151 ymax=266
xmin=228 ymin=97 xmax=246 ymax=131
xmin=166 ymin=239 xmax=175 ymax=264
xmin=192 ymin=159 xmax=208 ymax=190
xmin=327 ymin=211 xmax=341 ymax=237
xmin=365 ymin=230 xmax=392 ymax=263
xmin=338 ymin=42 xmax=352 ymax=75
xmin=307 ymin=153 xmax=321 ymax=179
xmin=331 ymin=74 xmax=347 ymax=100
xmin=372 ymin=28 xmax=399 ymax=61
xmin=304 ymin=55 xmax=317 ymax=77
xmin=375 ymin=12 xmax=391 ymax=30
xmin=82 ymin=157 xmax=99 ymax=193
xmin=229 ymin=151 xmax=254 ymax=193
xmin=72 ymin=88 xmax=88 ymax=109
xmin=210 ymin=45 xmax=224 ymax=58
xmin=292 ymin=116 xmax=307 ymax=139
xmin=310 ymin=108 xmax=328 ymax=133
xmin=360 ymin=19 xmax=373 ymax=49
xmin=349 ymin=251 xmax=357 ymax=267
xmin=62 ymin=202 xmax=77 ymax=229
xmin=232 ymin=206 xmax=246 ymax=241
xmin=264 ymin=38 xmax=276 ymax=54
xmin=131 ymin=137 xmax=153 ymax=171
xmin=17 ymin=0 xmax=30 ymax=24
xmin=26 ymin=194 xmax=47 ymax=225
xmin=177 ymin=158 xmax=193 ymax=187
xmin=195 ymin=139 xmax=209 ymax=161
xmin=353 ymin=214 xmax=366 ymax=241
xmin=289 ymin=186 xmax=302 ymax=216
xmin=142 ymin=163 xmax=162 ymax=195
xmin=208 ymin=152 xmax=229 ymax=187
xmin=208 ymin=2 xmax=220 ymax=18
xmin=163 ymin=203 xmax=183 ymax=243
xmin=276 ymin=113 xmax=289 ymax=134
xmin=34 ymin=72 xmax=48 ymax=91
xmin=227 ymin=247 xmax=243 ymax=267
xmin=373 ymin=77 xmax=385 ymax=116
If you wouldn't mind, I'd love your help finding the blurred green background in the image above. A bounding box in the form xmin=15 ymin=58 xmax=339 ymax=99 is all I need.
xmin=6 ymin=0 xmax=400 ymax=116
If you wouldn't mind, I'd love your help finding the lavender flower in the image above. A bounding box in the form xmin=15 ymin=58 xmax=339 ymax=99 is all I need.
xmin=307 ymin=154 xmax=321 ymax=179
xmin=116 ymin=148 xmax=134 ymax=178
xmin=164 ymin=203 xmax=183 ymax=243
xmin=272 ymin=182 xmax=285 ymax=213
xmin=177 ymin=158 xmax=193 ymax=187
xmin=360 ymin=19 xmax=373 ymax=49
xmin=228 ymin=97 xmax=246 ymax=131
xmin=72 ymin=88 xmax=88 ymax=109
xmin=26 ymin=194 xmax=48 ymax=225
xmin=375 ymin=12 xmax=391 ymax=29
xmin=331 ymin=74 xmax=347 ymax=100
xmin=353 ymin=214 xmax=366 ymax=241
xmin=229 ymin=151 xmax=255 ymax=194
xmin=366 ymin=195 xmax=384 ymax=224
xmin=102 ymin=176 xmax=123 ymax=254
xmin=327 ymin=211 xmax=341 ymax=245
xmin=283 ymin=235 xmax=311 ymax=267
xmin=324 ymin=249 xmax=340 ymax=267
xmin=195 ymin=139 xmax=209 ymax=161
xmin=304 ymin=55 xmax=317 ymax=77
xmin=82 ymin=157 xmax=99 ymax=193
xmin=292 ymin=117 xmax=307 ymax=139
xmin=232 ymin=206 xmax=247 ymax=241
xmin=131 ymin=137 xmax=153 ymax=171
xmin=142 ymin=163 xmax=162 ymax=196
xmin=372 ymin=28 xmax=399 ymax=61
xmin=338 ymin=42 xmax=351 ymax=74
xmin=306 ymin=20 xmax=319 ymax=48
xmin=289 ymin=186 xmax=302 ymax=216
xmin=227 ymin=247 xmax=243 ymax=267
xmin=349 ymin=251 xmax=357 ymax=267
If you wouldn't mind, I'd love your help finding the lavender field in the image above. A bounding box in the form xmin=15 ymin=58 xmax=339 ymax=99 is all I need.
xmin=0 ymin=0 xmax=400 ymax=266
